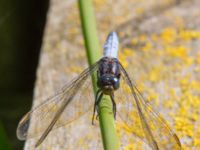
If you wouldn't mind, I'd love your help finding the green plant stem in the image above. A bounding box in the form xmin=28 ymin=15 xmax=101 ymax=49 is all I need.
xmin=78 ymin=0 xmax=120 ymax=150
xmin=0 ymin=121 xmax=12 ymax=150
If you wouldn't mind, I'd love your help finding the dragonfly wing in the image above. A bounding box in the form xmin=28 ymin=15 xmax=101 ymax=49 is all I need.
xmin=17 ymin=61 xmax=99 ymax=146
xmin=115 ymin=63 xmax=181 ymax=150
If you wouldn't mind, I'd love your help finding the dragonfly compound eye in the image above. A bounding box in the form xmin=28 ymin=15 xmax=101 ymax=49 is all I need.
xmin=112 ymin=77 xmax=120 ymax=90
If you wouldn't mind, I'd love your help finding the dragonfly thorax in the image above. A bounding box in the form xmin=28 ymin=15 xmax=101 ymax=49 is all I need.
xmin=97 ymin=57 xmax=121 ymax=95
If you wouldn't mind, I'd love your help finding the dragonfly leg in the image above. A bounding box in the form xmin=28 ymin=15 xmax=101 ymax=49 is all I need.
xmin=95 ymin=92 xmax=103 ymax=121
xmin=110 ymin=93 xmax=116 ymax=119
xmin=92 ymin=89 xmax=102 ymax=125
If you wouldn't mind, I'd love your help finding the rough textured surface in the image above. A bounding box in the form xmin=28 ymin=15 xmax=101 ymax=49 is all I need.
xmin=24 ymin=0 xmax=200 ymax=149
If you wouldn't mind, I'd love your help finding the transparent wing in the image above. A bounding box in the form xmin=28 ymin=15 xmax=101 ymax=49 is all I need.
xmin=16 ymin=61 xmax=99 ymax=147
xmin=116 ymin=63 xmax=181 ymax=150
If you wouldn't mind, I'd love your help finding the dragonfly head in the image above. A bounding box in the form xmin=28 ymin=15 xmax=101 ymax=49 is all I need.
xmin=97 ymin=74 xmax=120 ymax=94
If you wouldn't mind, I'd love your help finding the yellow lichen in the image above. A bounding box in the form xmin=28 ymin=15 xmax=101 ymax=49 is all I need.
xmin=160 ymin=27 xmax=177 ymax=44
xmin=166 ymin=46 xmax=188 ymax=58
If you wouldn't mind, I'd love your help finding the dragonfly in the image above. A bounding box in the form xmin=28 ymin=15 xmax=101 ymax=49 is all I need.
xmin=17 ymin=32 xmax=182 ymax=149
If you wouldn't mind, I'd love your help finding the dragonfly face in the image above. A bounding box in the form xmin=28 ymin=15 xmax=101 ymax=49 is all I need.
xmin=97 ymin=57 xmax=121 ymax=95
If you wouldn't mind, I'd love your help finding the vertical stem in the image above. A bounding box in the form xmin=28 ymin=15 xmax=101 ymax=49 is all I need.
xmin=0 ymin=121 xmax=12 ymax=150
xmin=78 ymin=0 xmax=120 ymax=150
xmin=78 ymin=0 xmax=100 ymax=66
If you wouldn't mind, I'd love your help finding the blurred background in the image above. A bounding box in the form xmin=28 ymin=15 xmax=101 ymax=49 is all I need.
xmin=1 ymin=0 xmax=200 ymax=150
xmin=0 ymin=0 xmax=49 ymax=149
